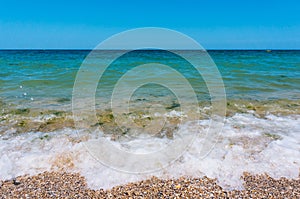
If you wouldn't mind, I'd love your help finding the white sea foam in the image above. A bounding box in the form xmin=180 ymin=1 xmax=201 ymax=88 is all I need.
xmin=0 ymin=113 xmax=299 ymax=190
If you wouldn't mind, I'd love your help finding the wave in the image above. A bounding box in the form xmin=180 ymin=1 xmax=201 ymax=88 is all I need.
xmin=0 ymin=112 xmax=299 ymax=190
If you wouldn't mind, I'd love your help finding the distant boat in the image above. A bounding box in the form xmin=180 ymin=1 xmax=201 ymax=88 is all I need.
xmin=266 ymin=49 xmax=272 ymax=52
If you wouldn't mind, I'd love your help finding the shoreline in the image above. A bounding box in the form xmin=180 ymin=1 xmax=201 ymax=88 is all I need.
xmin=1 ymin=171 xmax=299 ymax=198
xmin=1 ymin=110 xmax=299 ymax=191
xmin=1 ymin=99 xmax=299 ymax=135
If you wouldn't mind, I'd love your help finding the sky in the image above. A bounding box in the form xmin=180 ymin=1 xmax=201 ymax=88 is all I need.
xmin=0 ymin=0 xmax=299 ymax=49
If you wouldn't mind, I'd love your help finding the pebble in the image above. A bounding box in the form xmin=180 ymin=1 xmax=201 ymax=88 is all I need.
xmin=0 ymin=171 xmax=299 ymax=198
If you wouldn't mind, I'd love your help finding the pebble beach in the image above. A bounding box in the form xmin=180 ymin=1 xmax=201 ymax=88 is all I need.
xmin=1 ymin=171 xmax=299 ymax=198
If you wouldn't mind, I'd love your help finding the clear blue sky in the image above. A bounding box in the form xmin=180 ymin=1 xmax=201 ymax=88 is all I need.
xmin=0 ymin=0 xmax=299 ymax=49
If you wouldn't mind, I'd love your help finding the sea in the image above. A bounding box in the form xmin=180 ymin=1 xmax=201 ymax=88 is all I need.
xmin=0 ymin=50 xmax=299 ymax=190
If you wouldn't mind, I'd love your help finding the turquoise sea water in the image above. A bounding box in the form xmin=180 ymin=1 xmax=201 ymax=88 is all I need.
xmin=0 ymin=50 xmax=299 ymax=189
xmin=0 ymin=50 xmax=299 ymax=110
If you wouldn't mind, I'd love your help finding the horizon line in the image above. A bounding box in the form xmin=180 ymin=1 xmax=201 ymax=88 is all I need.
xmin=0 ymin=48 xmax=300 ymax=51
